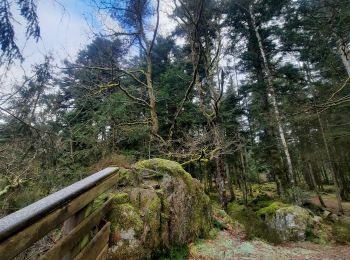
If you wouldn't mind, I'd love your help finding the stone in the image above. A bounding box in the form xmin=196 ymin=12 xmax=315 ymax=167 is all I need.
xmin=322 ymin=210 xmax=332 ymax=219
xmin=312 ymin=216 xmax=322 ymax=224
xmin=258 ymin=202 xmax=312 ymax=241
xmin=329 ymin=213 xmax=339 ymax=222
xmin=107 ymin=158 xmax=212 ymax=259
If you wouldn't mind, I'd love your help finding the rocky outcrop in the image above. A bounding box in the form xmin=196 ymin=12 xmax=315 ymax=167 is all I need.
xmin=257 ymin=202 xmax=312 ymax=241
xmin=107 ymin=159 xmax=212 ymax=259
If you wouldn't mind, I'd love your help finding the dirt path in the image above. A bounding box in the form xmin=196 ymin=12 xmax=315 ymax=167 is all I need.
xmin=309 ymin=193 xmax=350 ymax=215
xmin=189 ymin=228 xmax=350 ymax=260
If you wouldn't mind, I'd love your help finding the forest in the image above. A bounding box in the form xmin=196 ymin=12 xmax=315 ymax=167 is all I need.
xmin=0 ymin=0 xmax=350 ymax=259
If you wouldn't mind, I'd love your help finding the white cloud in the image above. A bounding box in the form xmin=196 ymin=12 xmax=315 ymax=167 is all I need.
xmin=1 ymin=0 xmax=92 ymax=93
xmin=0 ymin=0 xmax=180 ymax=94
xmin=158 ymin=1 xmax=176 ymax=37
xmin=96 ymin=10 xmax=123 ymax=36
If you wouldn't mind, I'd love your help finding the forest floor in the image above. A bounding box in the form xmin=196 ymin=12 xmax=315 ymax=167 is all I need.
xmin=189 ymin=226 xmax=350 ymax=260
xmin=188 ymin=184 xmax=350 ymax=260
xmin=308 ymin=193 xmax=350 ymax=215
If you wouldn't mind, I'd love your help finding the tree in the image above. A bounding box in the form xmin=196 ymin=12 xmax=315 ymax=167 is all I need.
xmin=226 ymin=0 xmax=300 ymax=200
xmin=174 ymin=0 xmax=228 ymax=208
xmin=281 ymin=0 xmax=350 ymax=211
xmin=0 ymin=0 xmax=40 ymax=65
xmin=97 ymin=0 xmax=162 ymax=140
xmin=248 ymin=2 xmax=298 ymax=202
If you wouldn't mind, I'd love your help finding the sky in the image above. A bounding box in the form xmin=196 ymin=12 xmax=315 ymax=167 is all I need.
xmin=1 ymin=0 xmax=92 ymax=92
xmin=0 ymin=0 xmax=176 ymax=93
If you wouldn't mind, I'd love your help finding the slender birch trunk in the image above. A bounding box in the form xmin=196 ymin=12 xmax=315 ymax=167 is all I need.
xmin=249 ymin=4 xmax=296 ymax=197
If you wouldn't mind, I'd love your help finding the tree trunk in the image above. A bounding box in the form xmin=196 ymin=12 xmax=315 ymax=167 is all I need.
xmin=308 ymin=162 xmax=326 ymax=208
xmin=240 ymin=149 xmax=248 ymax=206
xmin=112 ymin=122 xmax=116 ymax=153
xmin=146 ymin=56 xmax=159 ymax=137
xmin=249 ymin=4 xmax=297 ymax=200
xmin=321 ymin=164 xmax=330 ymax=184
xmin=316 ymin=110 xmax=343 ymax=213
xmin=225 ymin=161 xmax=235 ymax=202
xmin=212 ymin=122 xmax=227 ymax=209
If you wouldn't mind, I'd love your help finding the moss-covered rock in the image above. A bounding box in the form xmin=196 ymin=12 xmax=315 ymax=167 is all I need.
xmin=134 ymin=158 xmax=194 ymax=187
xmin=258 ymin=203 xmax=312 ymax=241
xmin=256 ymin=201 xmax=288 ymax=219
xmin=107 ymin=159 xmax=212 ymax=259
xmin=128 ymin=187 xmax=162 ymax=253
xmin=108 ymin=194 xmax=145 ymax=260
xmin=113 ymin=192 xmax=129 ymax=204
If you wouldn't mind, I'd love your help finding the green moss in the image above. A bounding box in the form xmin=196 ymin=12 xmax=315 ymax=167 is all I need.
xmin=227 ymin=202 xmax=282 ymax=244
xmin=134 ymin=158 xmax=193 ymax=187
xmin=113 ymin=192 xmax=129 ymax=204
xmin=256 ymin=201 xmax=288 ymax=218
xmin=306 ymin=222 xmax=331 ymax=245
xmin=108 ymin=158 xmax=212 ymax=256
xmin=135 ymin=158 xmax=212 ymax=240
xmin=142 ymin=191 xmax=162 ymax=249
xmin=189 ymin=184 xmax=212 ymax=238
xmin=209 ymin=192 xmax=220 ymax=203
xmin=116 ymin=168 xmax=137 ymax=186
xmin=108 ymin=202 xmax=144 ymax=242
xmin=251 ymin=182 xmax=277 ymax=194
xmin=228 ymin=202 xmax=245 ymax=216
xmin=332 ymin=222 xmax=350 ymax=243
xmin=213 ymin=219 xmax=226 ymax=230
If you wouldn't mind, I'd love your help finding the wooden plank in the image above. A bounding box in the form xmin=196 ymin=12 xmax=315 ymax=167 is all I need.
xmin=62 ymin=209 xmax=86 ymax=260
xmin=74 ymin=222 xmax=110 ymax=260
xmin=41 ymin=198 xmax=112 ymax=260
xmin=96 ymin=244 xmax=108 ymax=260
xmin=0 ymin=167 xmax=118 ymax=242
xmin=0 ymin=172 xmax=120 ymax=260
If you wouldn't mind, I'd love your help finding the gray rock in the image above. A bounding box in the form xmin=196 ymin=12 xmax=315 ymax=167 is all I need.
xmin=266 ymin=205 xmax=311 ymax=241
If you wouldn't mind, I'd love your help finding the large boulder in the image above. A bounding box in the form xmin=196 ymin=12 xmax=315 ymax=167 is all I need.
xmin=257 ymin=202 xmax=312 ymax=241
xmin=107 ymin=159 xmax=212 ymax=259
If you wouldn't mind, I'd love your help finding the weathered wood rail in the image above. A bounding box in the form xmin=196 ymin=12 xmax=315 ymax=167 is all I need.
xmin=0 ymin=167 xmax=120 ymax=259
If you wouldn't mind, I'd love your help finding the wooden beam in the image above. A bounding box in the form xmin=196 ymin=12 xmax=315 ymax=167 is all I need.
xmin=96 ymin=244 xmax=108 ymax=260
xmin=41 ymin=198 xmax=112 ymax=260
xmin=0 ymin=167 xmax=118 ymax=242
xmin=74 ymin=222 xmax=110 ymax=260
xmin=0 ymin=172 xmax=120 ymax=259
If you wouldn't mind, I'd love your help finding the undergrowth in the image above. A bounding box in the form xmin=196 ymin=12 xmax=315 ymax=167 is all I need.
xmin=155 ymin=245 xmax=189 ymax=260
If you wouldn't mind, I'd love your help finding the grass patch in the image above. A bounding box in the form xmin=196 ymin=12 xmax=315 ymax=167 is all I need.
xmin=332 ymin=222 xmax=350 ymax=244
xmin=155 ymin=245 xmax=189 ymax=260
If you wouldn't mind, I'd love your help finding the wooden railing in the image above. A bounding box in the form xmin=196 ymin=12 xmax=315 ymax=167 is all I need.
xmin=0 ymin=167 xmax=120 ymax=259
